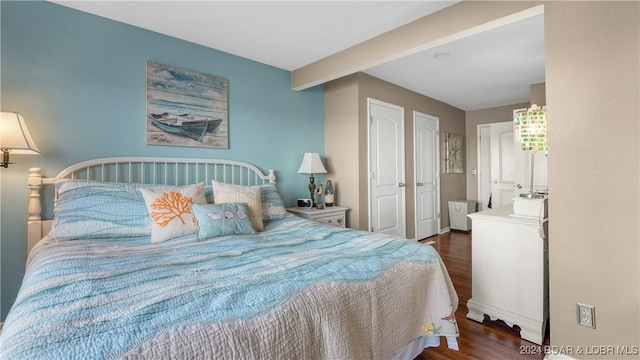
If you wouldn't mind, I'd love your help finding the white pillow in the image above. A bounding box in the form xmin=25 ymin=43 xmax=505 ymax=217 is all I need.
xmin=140 ymin=183 xmax=207 ymax=243
xmin=212 ymin=180 xmax=264 ymax=231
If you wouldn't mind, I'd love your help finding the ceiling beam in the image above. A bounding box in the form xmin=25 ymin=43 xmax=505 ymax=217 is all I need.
xmin=291 ymin=1 xmax=544 ymax=91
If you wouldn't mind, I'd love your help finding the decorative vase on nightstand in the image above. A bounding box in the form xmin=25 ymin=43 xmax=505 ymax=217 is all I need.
xmin=325 ymin=180 xmax=334 ymax=207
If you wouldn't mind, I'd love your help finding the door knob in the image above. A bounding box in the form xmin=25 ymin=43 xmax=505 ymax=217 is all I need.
xmin=516 ymin=184 xmax=523 ymax=189
xmin=398 ymin=183 xmax=405 ymax=187
xmin=416 ymin=182 xmax=424 ymax=186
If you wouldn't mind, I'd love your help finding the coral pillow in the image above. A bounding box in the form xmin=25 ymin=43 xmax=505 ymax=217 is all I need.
xmin=140 ymin=183 xmax=207 ymax=243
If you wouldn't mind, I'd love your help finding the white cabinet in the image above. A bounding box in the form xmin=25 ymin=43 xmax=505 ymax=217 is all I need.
xmin=466 ymin=205 xmax=548 ymax=345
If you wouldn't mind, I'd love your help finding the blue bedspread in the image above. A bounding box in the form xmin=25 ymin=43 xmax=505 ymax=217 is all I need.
xmin=0 ymin=215 xmax=458 ymax=359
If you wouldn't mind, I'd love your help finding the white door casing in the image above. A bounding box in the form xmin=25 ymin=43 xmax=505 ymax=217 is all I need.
xmin=490 ymin=121 xmax=516 ymax=208
xmin=477 ymin=124 xmax=492 ymax=211
xmin=368 ymin=98 xmax=406 ymax=237
xmin=413 ymin=111 xmax=440 ymax=239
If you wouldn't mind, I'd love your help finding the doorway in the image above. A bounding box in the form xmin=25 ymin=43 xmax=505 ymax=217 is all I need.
xmin=478 ymin=119 xmax=548 ymax=210
xmin=478 ymin=121 xmax=516 ymax=210
xmin=368 ymin=98 xmax=406 ymax=237
xmin=413 ymin=111 xmax=440 ymax=239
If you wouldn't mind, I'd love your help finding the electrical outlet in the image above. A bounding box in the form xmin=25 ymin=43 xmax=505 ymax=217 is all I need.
xmin=577 ymin=303 xmax=596 ymax=328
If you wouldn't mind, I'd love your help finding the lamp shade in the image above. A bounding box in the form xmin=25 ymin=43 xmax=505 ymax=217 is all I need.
xmin=514 ymin=105 xmax=546 ymax=153
xmin=297 ymin=153 xmax=327 ymax=174
xmin=0 ymin=111 xmax=40 ymax=154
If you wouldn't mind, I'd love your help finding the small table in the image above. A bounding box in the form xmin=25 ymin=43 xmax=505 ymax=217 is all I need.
xmin=286 ymin=206 xmax=348 ymax=228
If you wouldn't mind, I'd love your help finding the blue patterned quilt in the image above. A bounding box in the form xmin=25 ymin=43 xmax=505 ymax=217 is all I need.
xmin=0 ymin=215 xmax=458 ymax=359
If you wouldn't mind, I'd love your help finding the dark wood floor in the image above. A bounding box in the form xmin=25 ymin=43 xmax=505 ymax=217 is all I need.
xmin=416 ymin=230 xmax=550 ymax=360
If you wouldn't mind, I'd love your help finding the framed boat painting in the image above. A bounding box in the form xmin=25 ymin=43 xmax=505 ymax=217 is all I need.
xmin=146 ymin=62 xmax=228 ymax=148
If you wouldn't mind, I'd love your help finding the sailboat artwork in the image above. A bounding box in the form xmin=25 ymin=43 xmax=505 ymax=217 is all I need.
xmin=149 ymin=113 xmax=222 ymax=143
xmin=146 ymin=62 xmax=228 ymax=148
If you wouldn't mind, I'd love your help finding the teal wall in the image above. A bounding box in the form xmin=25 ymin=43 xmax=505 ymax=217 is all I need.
xmin=0 ymin=2 xmax=325 ymax=320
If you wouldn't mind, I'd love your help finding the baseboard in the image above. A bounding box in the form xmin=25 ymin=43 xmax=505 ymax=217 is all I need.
xmin=439 ymin=226 xmax=450 ymax=234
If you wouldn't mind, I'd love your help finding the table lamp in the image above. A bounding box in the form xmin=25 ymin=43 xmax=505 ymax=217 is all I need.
xmin=297 ymin=152 xmax=327 ymax=207
xmin=514 ymin=104 xmax=547 ymax=198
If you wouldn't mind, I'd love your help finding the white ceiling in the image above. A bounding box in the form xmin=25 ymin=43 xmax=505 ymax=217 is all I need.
xmin=52 ymin=1 xmax=545 ymax=111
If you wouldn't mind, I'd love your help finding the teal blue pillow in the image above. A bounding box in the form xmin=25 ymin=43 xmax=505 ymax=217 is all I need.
xmin=260 ymin=183 xmax=286 ymax=220
xmin=192 ymin=203 xmax=256 ymax=240
xmin=50 ymin=180 xmax=153 ymax=240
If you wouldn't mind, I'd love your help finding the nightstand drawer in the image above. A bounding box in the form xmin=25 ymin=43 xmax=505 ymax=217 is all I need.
xmin=286 ymin=206 xmax=349 ymax=228
xmin=314 ymin=213 xmax=345 ymax=227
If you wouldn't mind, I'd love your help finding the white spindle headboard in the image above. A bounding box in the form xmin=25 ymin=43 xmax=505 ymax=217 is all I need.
xmin=27 ymin=157 xmax=276 ymax=253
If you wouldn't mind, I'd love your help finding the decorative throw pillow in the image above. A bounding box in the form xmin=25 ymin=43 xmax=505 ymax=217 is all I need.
xmin=191 ymin=203 xmax=256 ymax=240
xmin=212 ymin=180 xmax=264 ymax=231
xmin=140 ymin=183 xmax=207 ymax=243
xmin=50 ymin=179 xmax=154 ymax=241
xmin=261 ymin=183 xmax=287 ymax=220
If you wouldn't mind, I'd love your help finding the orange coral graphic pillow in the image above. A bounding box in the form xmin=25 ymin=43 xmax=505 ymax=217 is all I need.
xmin=149 ymin=190 xmax=196 ymax=227
xmin=140 ymin=183 xmax=207 ymax=243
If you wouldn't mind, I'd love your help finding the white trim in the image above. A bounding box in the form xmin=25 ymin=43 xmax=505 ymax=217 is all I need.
xmin=476 ymin=124 xmax=490 ymax=211
xmin=439 ymin=226 xmax=451 ymax=234
xmin=367 ymin=98 xmax=372 ymax=232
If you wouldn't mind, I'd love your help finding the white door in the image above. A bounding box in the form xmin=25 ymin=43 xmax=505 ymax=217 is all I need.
xmin=368 ymin=98 xmax=406 ymax=237
xmin=414 ymin=111 xmax=439 ymax=239
xmin=490 ymin=121 xmax=516 ymax=208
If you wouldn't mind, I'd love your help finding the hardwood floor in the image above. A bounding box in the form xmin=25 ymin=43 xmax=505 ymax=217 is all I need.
xmin=416 ymin=230 xmax=550 ymax=360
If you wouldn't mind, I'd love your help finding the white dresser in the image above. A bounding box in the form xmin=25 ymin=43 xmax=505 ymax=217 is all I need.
xmin=466 ymin=203 xmax=548 ymax=345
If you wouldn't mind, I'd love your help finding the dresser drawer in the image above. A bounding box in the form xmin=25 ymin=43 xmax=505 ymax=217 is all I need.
xmin=314 ymin=213 xmax=345 ymax=227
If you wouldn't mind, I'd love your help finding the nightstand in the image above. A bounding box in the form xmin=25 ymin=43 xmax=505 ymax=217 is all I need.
xmin=287 ymin=206 xmax=348 ymax=228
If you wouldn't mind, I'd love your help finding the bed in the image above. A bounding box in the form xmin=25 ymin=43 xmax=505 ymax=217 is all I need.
xmin=1 ymin=157 xmax=459 ymax=359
